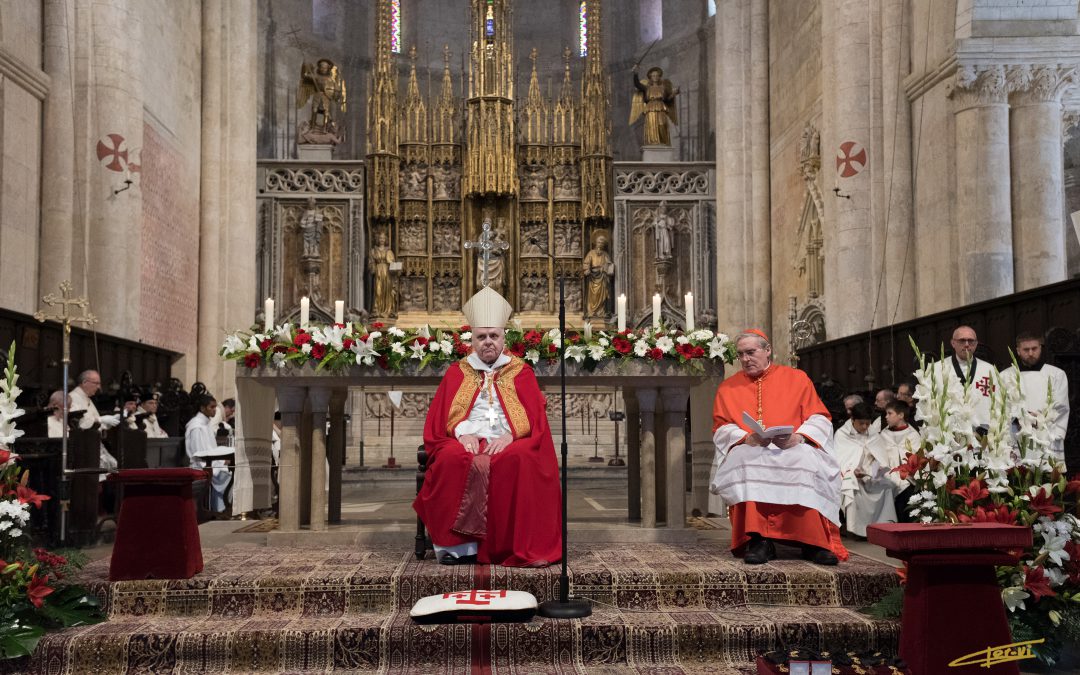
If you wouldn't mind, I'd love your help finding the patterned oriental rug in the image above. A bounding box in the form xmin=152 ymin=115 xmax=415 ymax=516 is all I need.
xmin=25 ymin=543 xmax=901 ymax=674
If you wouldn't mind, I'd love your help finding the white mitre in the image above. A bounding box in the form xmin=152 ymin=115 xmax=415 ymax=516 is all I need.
xmin=462 ymin=286 xmax=513 ymax=328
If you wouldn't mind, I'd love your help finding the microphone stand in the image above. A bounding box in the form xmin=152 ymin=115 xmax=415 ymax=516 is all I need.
xmin=538 ymin=244 xmax=591 ymax=619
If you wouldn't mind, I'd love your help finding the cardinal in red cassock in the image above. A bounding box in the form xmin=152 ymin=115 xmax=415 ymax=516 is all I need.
xmin=413 ymin=287 xmax=561 ymax=567
xmin=710 ymin=329 xmax=848 ymax=565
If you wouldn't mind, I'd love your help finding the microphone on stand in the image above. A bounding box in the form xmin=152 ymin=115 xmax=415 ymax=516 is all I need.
xmin=530 ymin=236 xmax=591 ymax=619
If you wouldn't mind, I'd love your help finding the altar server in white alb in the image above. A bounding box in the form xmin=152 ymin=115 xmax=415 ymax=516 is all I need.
xmin=710 ymin=329 xmax=847 ymax=565
xmin=847 ymin=400 xmax=921 ymax=536
xmin=930 ymin=326 xmax=998 ymax=430
xmin=833 ymin=402 xmax=878 ymax=531
xmin=185 ymin=394 xmax=234 ymax=512
xmin=999 ymin=332 xmax=1070 ymax=459
xmin=69 ymin=370 xmax=120 ymax=480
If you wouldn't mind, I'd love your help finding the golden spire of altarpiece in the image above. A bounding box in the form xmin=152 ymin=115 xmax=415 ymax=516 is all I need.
xmin=366 ymin=0 xmax=400 ymax=224
xmin=463 ymin=0 xmax=517 ymax=196
xmin=579 ymin=0 xmax=612 ymax=222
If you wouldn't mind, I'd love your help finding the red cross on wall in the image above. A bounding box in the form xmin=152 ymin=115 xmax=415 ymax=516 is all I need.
xmin=836 ymin=141 xmax=867 ymax=178
xmin=96 ymin=134 xmax=129 ymax=172
xmin=441 ymin=590 xmax=508 ymax=606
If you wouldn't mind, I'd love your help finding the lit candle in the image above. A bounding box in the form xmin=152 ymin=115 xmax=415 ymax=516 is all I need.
xmin=652 ymin=293 xmax=662 ymax=329
xmin=264 ymin=298 xmax=274 ymax=332
xmin=684 ymin=292 xmax=694 ymax=332
xmin=300 ymin=296 xmax=310 ymax=329
xmin=334 ymin=300 xmax=344 ymax=324
xmin=616 ymin=294 xmax=627 ymax=332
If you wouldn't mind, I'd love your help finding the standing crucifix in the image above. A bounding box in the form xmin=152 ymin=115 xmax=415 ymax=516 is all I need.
xmin=34 ymin=281 xmax=97 ymax=543
xmin=464 ymin=218 xmax=510 ymax=291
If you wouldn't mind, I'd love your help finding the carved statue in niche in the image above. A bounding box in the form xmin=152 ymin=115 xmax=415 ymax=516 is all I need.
xmin=520 ymin=165 xmax=546 ymax=200
xmin=553 ymin=165 xmax=580 ymax=199
xmin=653 ymin=200 xmax=674 ymax=262
xmin=400 ymin=165 xmax=426 ymax=199
xmin=368 ymin=229 xmax=398 ymax=318
xmin=629 ymin=65 xmax=679 ymax=147
xmin=297 ymin=59 xmax=347 ymax=145
xmin=582 ymin=229 xmax=614 ymax=319
xmin=299 ymin=197 xmax=324 ymax=258
xmin=433 ymin=164 xmax=459 ymax=199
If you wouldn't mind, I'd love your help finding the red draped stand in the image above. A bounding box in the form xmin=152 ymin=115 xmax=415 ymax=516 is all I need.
xmin=107 ymin=468 xmax=206 ymax=581
xmin=867 ymin=523 xmax=1032 ymax=675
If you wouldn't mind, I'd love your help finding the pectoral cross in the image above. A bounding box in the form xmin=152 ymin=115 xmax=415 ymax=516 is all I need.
xmin=486 ymin=406 xmax=499 ymax=429
xmin=464 ymin=218 xmax=509 ymax=288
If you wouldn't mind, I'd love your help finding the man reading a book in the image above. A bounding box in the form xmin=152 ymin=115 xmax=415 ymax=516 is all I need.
xmin=709 ymin=329 xmax=847 ymax=565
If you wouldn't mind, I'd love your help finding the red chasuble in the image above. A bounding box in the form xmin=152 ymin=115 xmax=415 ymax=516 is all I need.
xmin=712 ymin=365 xmax=848 ymax=561
xmin=413 ymin=354 xmax=562 ymax=567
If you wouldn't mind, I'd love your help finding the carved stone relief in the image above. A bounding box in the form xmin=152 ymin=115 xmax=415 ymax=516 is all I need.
xmin=520 ymin=222 xmax=548 ymax=257
xmin=519 ymin=164 xmax=548 ymax=200
xmin=432 ymin=163 xmax=460 ymax=200
xmin=795 ymin=124 xmax=825 ymax=299
xmin=399 ymin=219 xmax=427 ymax=255
xmin=554 ymin=221 xmax=583 ymax=257
xmin=399 ymin=163 xmax=427 ymax=199
xmin=519 ymin=273 xmax=550 ymax=311
xmin=553 ymin=165 xmax=580 ymax=200
xmin=432 ymin=272 xmax=462 ymax=310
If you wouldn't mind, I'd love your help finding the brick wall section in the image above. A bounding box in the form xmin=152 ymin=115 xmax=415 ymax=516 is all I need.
xmin=139 ymin=122 xmax=198 ymax=355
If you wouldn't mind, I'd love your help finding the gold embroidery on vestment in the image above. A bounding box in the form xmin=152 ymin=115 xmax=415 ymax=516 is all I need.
xmin=446 ymin=360 xmax=481 ymax=433
xmin=496 ymin=357 xmax=530 ymax=438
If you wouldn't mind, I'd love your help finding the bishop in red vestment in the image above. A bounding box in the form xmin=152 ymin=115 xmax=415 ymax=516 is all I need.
xmin=413 ymin=287 xmax=561 ymax=567
xmin=710 ymin=330 xmax=848 ymax=565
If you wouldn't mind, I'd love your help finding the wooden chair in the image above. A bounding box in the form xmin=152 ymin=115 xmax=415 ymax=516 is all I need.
xmin=414 ymin=444 xmax=429 ymax=560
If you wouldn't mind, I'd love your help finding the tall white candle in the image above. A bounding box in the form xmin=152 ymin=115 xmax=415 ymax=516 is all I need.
xmin=334 ymin=300 xmax=344 ymax=324
xmin=652 ymin=293 xmax=662 ymax=329
xmin=300 ymin=296 xmax=310 ymax=329
xmin=264 ymin=298 xmax=274 ymax=332
xmin=616 ymin=294 xmax=627 ymax=332
xmin=684 ymin=292 xmax=695 ymax=332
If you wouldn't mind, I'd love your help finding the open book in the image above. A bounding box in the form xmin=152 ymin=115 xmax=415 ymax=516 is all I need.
xmin=742 ymin=411 xmax=794 ymax=440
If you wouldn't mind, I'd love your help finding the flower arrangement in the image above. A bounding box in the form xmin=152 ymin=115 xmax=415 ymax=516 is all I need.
xmin=220 ymin=321 xmax=736 ymax=372
xmin=892 ymin=340 xmax=1080 ymax=665
xmin=0 ymin=343 xmax=103 ymax=659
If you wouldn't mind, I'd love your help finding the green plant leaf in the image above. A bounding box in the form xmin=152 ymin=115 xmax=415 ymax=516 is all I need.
xmin=0 ymin=620 xmax=43 ymax=659
xmin=36 ymin=586 xmax=104 ymax=628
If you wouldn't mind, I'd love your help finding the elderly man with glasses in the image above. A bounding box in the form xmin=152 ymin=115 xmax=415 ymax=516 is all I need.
xmin=709 ymin=329 xmax=846 ymax=566
xmin=929 ymin=325 xmax=998 ymax=430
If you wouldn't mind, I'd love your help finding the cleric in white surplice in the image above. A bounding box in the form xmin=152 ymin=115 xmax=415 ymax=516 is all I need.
xmin=928 ymin=325 xmax=998 ymax=429
xmin=709 ymin=329 xmax=847 ymax=565
xmin=1000 ymin=332 xmax=1070 ymax=459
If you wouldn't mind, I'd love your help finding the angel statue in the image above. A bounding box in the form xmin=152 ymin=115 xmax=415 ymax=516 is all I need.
xmin=297 ymin=58 xmax=347 ymax=145
xmin=629 ymin=65 xmax=679 ymax=147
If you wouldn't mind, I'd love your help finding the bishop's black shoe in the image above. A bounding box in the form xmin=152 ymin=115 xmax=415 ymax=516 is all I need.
xmin=743 ymin=537 xmax=776 ymax=565
xmin=801 ymin=545 xmax=839 ymax=566
xmin=439 ymin=554 xmax=478 ymax=566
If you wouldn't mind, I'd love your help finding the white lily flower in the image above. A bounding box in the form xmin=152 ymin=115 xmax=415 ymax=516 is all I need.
xmin=301 ymin=343 xmax=312 ymax=355
xmin=222 ymin=334 xmax=245 ymax=355
xmin=391 ymin=343 xmax=406 ymax=356
xmin=1001 ymin=586 xmax=1029 ymax=612
xmin=388 ymin=326 xmax=405 ymax=338
xmin=588 ymin=344 xmax=606 ymax=361
xmin=565 ymin=345 xmax=586 ymax=363
xmin=525 ymin=349 xmax=540 ymax=364
xmin=410 ymin=343 xmax=426 ymax=359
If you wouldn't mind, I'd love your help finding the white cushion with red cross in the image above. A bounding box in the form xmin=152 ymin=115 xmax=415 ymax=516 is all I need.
xmin=410 ymin=589 xmax=538 ymax=624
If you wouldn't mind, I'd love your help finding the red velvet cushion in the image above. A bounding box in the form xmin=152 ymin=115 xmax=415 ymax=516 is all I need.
xmin=866 ymin=522 xmax=1031 ymax=552
xmin=107 ymin=468 xmax=206 ymax=484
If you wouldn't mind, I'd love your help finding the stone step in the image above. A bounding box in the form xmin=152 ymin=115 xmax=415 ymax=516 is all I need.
xmin=27 ymin=604 xmax=898 ymax=674
xmin=77 ymin=545 xmax=898 ymax=620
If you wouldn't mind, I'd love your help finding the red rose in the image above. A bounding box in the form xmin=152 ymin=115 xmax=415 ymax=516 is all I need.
xmin=294 ymin=332 xmax=312 ymax=346
xmin=510 ymin=343 xmax=526 ymax=357
xmin=455 ymin=342 xmax=469 ymax=356
xmin=0 ymin=448 xmax=13 ymax=465
xmin=693 ymin=346 xmax=705 ymax=358
xmin=259 ymin=339 xmax=271 ymax=351
xmin=548 ymin=343 xmax=558 ymax=354
xmin=376 ymin=355 xmax=389 ymax=369
xmin=524 ymin=330 xmax=543 ymax=347
xmin=311 ymin=343 xmax=327 ymax=360
xmin=342 ymin=338 xmax=355 ymax=350
xmin=273 ymin=344 xmax=288 ymax=354
xmin=244 ymin=352 xmax=262 ymax=368
xmin=415 ymin=336 xmax=429 ymax=346
xmin=612 ymin=337 xmax=632 ymax=354
xmin=460 ymin=325 xmax=471 ymax=332
xmin=334 ymin=322 xmax=346 ymax=328
xmin=567 ymin=332 xmax=581 ymax=344
xmin=371 ymin=322 xmax=385 ymax=330
xmin=647 ymin=347 xmax=663 ymax=361
xmin=676 ymin=343 xmax=695 ymax=359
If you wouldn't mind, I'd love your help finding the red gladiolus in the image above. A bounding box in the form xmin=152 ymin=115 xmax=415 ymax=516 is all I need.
xmin=950 ymin=478 xmax=989 ymax=507
xmin=310 ymin=344 xmax=326 ymax=360
xmin=523 ymin=330 xmax=543 ymax=348
xmin=243 ymin=353 xmax=261 ymax=368
xmin=1027 ymin=487 xmax=1063 ymax=518
xmin=293 ymin=332 xmax=312 ymax=346
xmin=26 ymin=573 xmax=54 ymax=609
xmin=612 ymin=337 xmax=632 ymax=354
xmin=1023 ymin=565 xmax=1057 ymax=601
xmin=647 ymin=348 xmax=663 ymax=361
xmin=16 ymin=485 xmax=50 ymax=509
xmin=892 ymin=453 xmax=925 ymax=480
xmin=509 ymin=343 xmax=526 ymax=357
xmin=342 ymin=338 xmax=355 ymax=350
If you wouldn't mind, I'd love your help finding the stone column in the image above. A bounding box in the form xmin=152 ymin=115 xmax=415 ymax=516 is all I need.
xmin=822 ymin=0 xmax=873 ymax=337
xmin=40 ymin=0 xmax=76 ymax=297
xmin=327 ymin=389 xmax=347 ymax=524
xmin=661 ymin=387 xmax=689 ymax=529
xmin=276 ymin=386 xmax=307 ymax=532
xmin=1008 ymin=65 xmax=1077 ymax=291
xmin=635 ymin=388 xmax=659 ymax=528
xmin=949 ymin=64 xmax=1014 ymax=304
xmin=623 ymin=388 xmax=641 ymax=522
xmin=308 ymin=387 xmax=330 ymax=531
xmin=688 ymin=378 xmax=720 ymax=516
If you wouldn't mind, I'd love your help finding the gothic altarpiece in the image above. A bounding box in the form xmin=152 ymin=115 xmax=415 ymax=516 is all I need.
xmin=254 ymin=0 xmax=720 ymax=465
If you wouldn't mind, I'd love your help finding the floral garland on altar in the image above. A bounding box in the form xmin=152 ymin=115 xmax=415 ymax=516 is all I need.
xmin=891 ymin=340 xmax=1080 ymax=665
xmin=0 ymin=343 xmax=103 ymax=659
xmin=220 ymin=322 xmax=737 ymax=372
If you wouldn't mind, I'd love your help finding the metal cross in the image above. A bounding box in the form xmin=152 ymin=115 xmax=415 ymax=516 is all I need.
xmin=34 ymin=281 xmax=97 ymax=364
xmin=464 ymin=219 xmax=509 ymax=288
